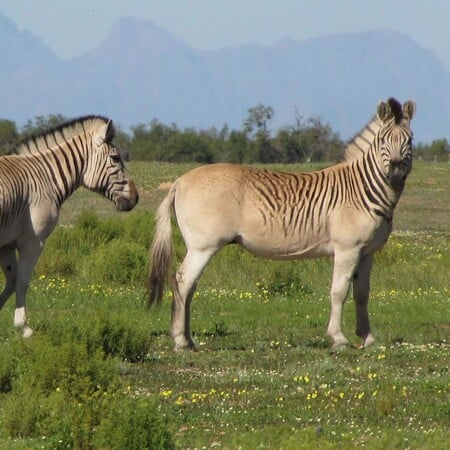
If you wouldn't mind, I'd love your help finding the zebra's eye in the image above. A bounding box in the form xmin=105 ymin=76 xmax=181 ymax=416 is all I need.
xmin=110 ymin=153 xmax=122 ymax=163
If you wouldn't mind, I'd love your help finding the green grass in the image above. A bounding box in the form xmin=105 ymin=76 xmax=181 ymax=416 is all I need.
xmin=0 ymin=161 xmax=449 ymax=449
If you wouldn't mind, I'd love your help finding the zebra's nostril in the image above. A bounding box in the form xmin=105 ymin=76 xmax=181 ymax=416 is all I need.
xmin=389 ymin=159 xmax=402 ymax=169
xmin=114 ymin=187 xmax=139 ymax=211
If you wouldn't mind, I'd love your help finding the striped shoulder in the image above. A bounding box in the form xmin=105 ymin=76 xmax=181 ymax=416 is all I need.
xmin=14 ymin=115 xmax=113 ymax=156
xmin=343 ymin=115 xmax=383 ymax=162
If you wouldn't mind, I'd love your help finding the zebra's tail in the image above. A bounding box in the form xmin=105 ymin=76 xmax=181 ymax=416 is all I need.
xmin=147 ymin=183 xmax=177 ymax=309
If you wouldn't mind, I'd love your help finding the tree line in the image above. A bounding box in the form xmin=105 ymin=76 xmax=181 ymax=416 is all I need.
xmin=0 ymin=104 xmax=448 ymax=163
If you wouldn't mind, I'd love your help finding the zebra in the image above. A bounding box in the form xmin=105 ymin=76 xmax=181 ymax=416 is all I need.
xmin=147 ymin=98 xmax=415 ymax=351
xmin=0 ymin=116 xmax=139 ymax=336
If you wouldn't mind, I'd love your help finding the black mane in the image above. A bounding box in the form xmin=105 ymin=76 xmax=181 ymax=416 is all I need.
xmin=13 ymin=115 xmax=114 ymax=156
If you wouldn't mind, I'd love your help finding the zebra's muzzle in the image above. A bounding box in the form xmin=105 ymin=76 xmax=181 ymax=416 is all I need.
xmin=388 ymin=161 xmax=408 ymax=191
xmin=114 ymin=181 xmax=139 ymax=211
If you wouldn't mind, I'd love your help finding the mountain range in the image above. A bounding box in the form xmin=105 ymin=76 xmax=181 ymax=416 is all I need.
xmin=1 ymin=12 xmax=450 ymax=142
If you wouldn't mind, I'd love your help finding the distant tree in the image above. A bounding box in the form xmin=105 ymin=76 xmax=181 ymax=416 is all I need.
xmin=225 ymin=130 xmax=250 ymax=163
xmin=243 ymin=103 xmax=274 ymax=137
xmin=21 ymin=114 xmax=67 ymax=139
xmin=274 ymin=115 xmax=307 ymax=163
xmin=165 ymin=128 xmax=215 ymax=163
xmin=414 ymin=142 xmax=428 ymax=160
xmin=243 ymin=103 xmax=280 ymax=163
xmin=0 ymin=119 xmax=19 ymax=154
xmin=295 ymin=116 xmax=343 ymax=162
xmin=255 ymin=132 xmax=281 ymax=163
xmin=428 ymin=138 xmax=450 ymax=162
xmin=113 ymin=125 xmax=132 ymax=160
xmin=198 ymin=126 xmax=229 ymax=162
xmin=274 ymin=114 xmax=343 ymax=163
xmin=129 ymin=123 xmax=151 ymax=160
xmin=415 ymin=138 xmax=450 ymax=162
xmin=129 ymin=120 xmax=178 ymax=160
xmin=219 ymin=123 xmax=229 ymax=141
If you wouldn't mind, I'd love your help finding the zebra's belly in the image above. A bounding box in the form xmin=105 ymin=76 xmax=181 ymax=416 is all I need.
xmin=0 ymin=213 xmax=34 ymax=249
xmin=238 ymin=232 xmax=334 ymax=260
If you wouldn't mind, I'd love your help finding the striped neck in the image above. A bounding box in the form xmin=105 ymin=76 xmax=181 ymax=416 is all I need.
xmin=354 ymin=149 xmax=400 ymax=220
xmin=25 ymin=144 xmax=87 ymax=207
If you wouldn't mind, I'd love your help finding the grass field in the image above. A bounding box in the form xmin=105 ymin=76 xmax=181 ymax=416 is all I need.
xmin=0 ymin=161 xmax=449 ymax=449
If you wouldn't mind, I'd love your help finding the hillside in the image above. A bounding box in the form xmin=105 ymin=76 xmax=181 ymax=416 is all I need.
xmin=0 ymin=13 xmax=449 ymax=142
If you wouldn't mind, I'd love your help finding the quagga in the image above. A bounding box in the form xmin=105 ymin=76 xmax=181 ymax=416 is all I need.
xmin=0 ymin=116 xmax=139 ymax=336
xmin=147 ymin=98 xmax=415 ymax=351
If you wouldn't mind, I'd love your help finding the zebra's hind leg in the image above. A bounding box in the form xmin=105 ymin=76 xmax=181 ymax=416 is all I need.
xmin=170 ymin=248 xmax=215 ymax=351
xmin=353 ymin=254 xmax=375 ymax=348
xmin=171 ymin=280 xmax=197 ymax=351
xmin=0 ymin=248 xmax=17 ymax=310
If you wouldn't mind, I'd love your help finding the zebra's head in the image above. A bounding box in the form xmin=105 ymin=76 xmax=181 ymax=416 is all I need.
xmin=376 ymin=98 xmax=416 ymax=191
xmin=86 ymin=119 xmax=139 ymax=211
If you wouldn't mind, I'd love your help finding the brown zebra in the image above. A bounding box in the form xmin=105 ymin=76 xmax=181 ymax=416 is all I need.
xmin=148 ymin=98 xmax=415 ymax=351
xmin=0 ymin=116 xmax=139 ymax=336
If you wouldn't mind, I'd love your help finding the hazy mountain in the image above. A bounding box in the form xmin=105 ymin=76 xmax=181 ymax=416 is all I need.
xmin=1 ymin=13 xmax=449 ymax=142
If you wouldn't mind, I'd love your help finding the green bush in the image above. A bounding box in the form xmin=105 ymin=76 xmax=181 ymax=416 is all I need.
xmin=35 ymin=309 xmax=152 ymax=363
xmin=0 ymin=334 xmax=169 ymax=448
xmin=0 ymin=351 xmax=16 ymax=393
xmin=96 ymin=318 xmax=151 ymax=362
xmin=95 ymin=396 xmax=175 ymax=450
xmin=82 ymin=238 xmax=147 ymax=285
xmin=122 ymin=210 xmax=155 ymax=248
xmin=0 ymin=340 xmax=120 ymax=445
xmin=74 ymin=210 xmax=124 ymax=245
xmin=36 ymin=210 xmax=154 ymax=285
xmin=36 ymin=226 xmax=80 ymax=277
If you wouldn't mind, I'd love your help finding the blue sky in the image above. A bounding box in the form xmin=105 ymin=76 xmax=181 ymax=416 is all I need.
xmin=1 ymin=0 xmax=450 ymax=71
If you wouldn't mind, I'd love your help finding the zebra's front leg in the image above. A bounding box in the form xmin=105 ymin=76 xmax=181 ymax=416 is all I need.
xmin=14 ymin=243 xmax=43 ymax=337
xmin=14 ymin=278 xmax=34 ymax=338
xmin=327 ymin=249 xmax=360 ymax=350
xmin=0 ymin=249 xmax=17 ymax=310
xmin=353 ymin=254 xmax=375 ymax=348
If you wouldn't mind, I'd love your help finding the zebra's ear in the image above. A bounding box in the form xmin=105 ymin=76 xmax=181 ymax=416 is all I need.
xmin=95 ymin=119 xmax=115 ymax=146
xmin=402 ymin=101 xmax=416 ymax=121
xmin=377 ymin=101 xmax=393 ymax=123
xmin=105 ymin=119 xmax=115 ymax=141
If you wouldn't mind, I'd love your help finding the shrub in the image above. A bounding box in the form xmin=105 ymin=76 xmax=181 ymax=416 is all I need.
xmin=122 ymin=210 xmax=155 ymax=248
xmin=82 ymin=238 xmax=147 ymax=285
xmin=0 ymin=339 xmax=122 ymax=446
xmin=0 ymin=351 xmax=16 ymax=393
xmin=100 ymin=323 xmax=149 ymax=362
xmin=73 ymin=210 xmax=124 ymax=245
xmin=95 ymin=396 xmax=175 ymax=450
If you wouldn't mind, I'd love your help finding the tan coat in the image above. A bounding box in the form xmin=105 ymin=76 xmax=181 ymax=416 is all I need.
xmin=148 ymin=99 xmax=416 ymax=351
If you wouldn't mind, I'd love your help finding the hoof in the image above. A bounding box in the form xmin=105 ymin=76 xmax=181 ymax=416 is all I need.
xmin=329 ymin=333 xmax=349 ymax=352
xmin=22 ymin=326 xmax=34 ymax=338
xmin=174 ymin=342 xmax=196 ymax=352
xmin=331 ymin=341 xmax=348 ymax=352
xmin=363 ymin=334 xmax=375 ymax=348
xmin=173 ymin=336 xmax=196 ymax=352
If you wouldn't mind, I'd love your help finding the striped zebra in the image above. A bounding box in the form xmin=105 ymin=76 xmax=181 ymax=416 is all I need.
xmin=147 ymin=98 xmax=415 ymax=351
xmin=0 ymin=116 xmax=139 ymax=336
